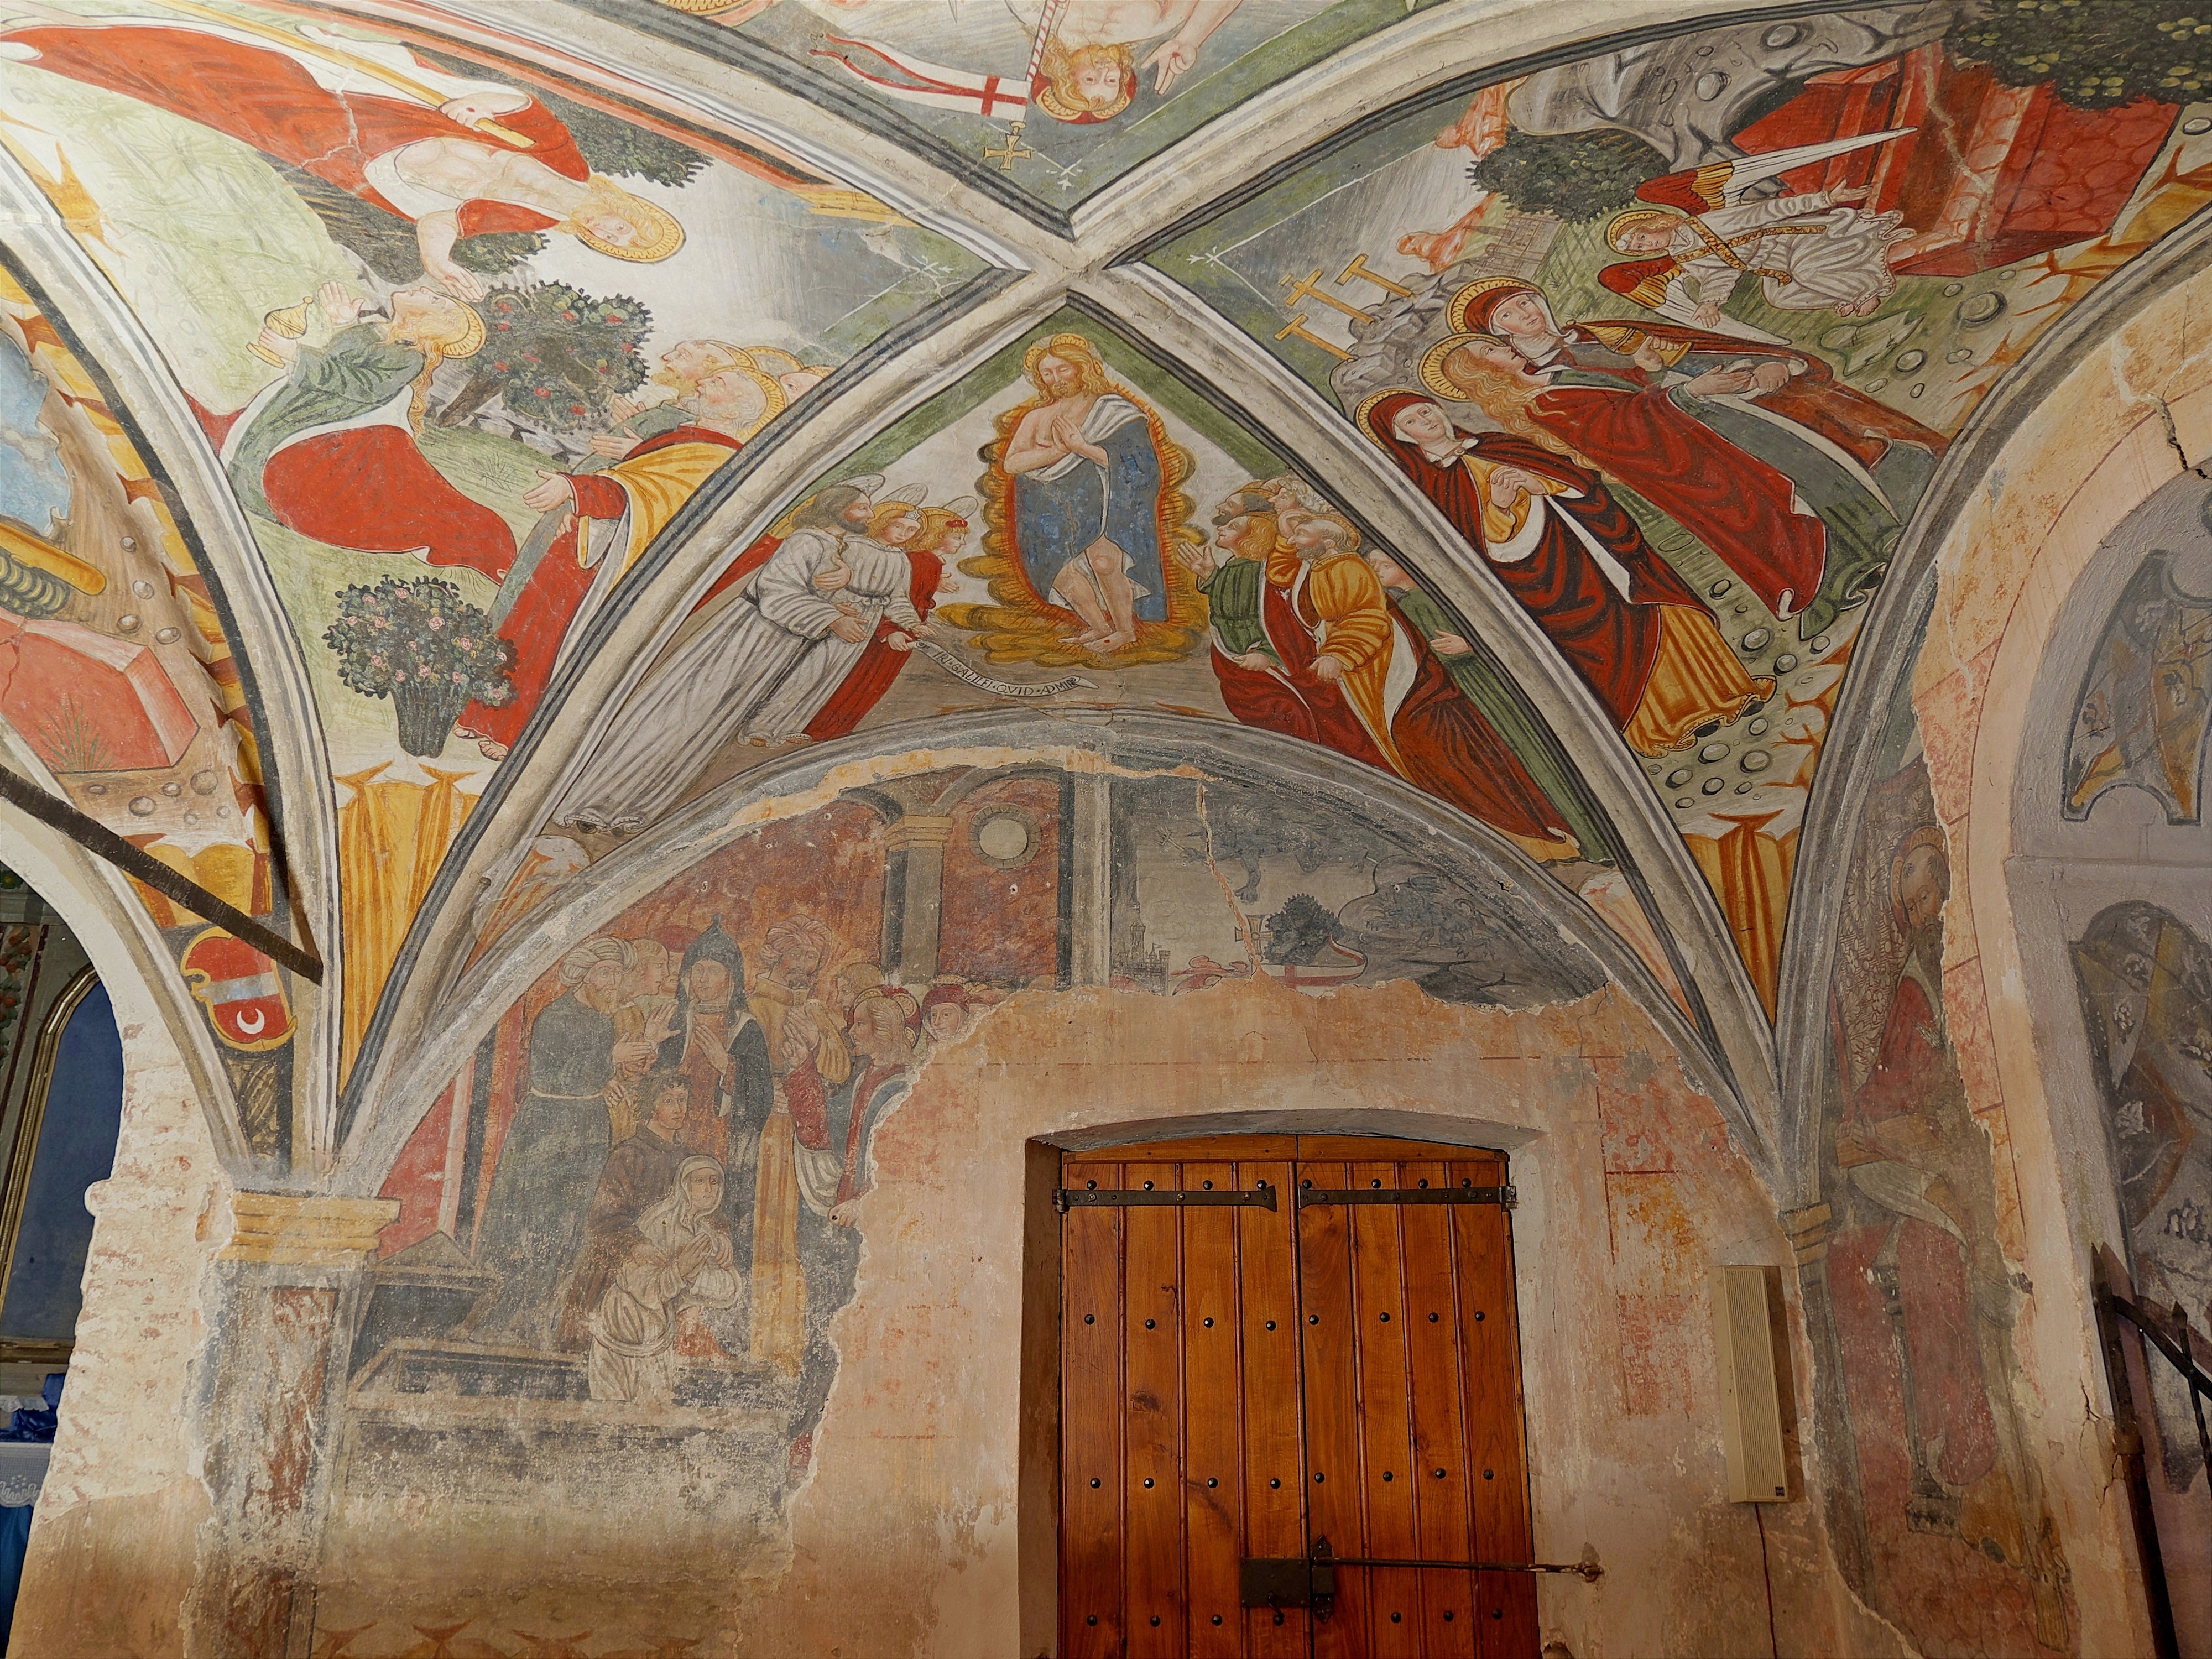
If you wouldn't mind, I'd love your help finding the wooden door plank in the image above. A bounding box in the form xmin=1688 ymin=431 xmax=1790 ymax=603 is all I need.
xmin=1451 ymin=1159 xmax=1538 ymax=1659
xmin=1182 ymin=1160 xmax=1245 ymax=1656
xmin=1402 ymin=1160 xmax=1479 ymax=1657
xmin=1069 ymin=1135 xmax=1300 ymax=1164
xmin=1062 ymin=1157 xmax=1126 ymax=1658
xmin=1238 ymin=1160 xmax=1307 ymax=1658
xmin=1349 ymin=1159 xmax=1422 ymax=1654
xmin=1125 ymin=1165 xmax=1188 ymax=1656
xmin=1296 ymin=1159 xmax=1367 ymax=1659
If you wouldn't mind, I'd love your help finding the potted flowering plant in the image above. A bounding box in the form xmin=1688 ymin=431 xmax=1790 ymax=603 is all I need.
xmin=324 ymin=577 xmax=514 ymax=758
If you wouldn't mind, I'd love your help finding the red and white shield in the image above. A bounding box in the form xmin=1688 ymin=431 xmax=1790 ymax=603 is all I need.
xmin=181 ymin=929 xmax=292 ymax=1051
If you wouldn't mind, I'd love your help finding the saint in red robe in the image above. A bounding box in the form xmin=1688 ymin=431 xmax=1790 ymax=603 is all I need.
xmin=803 ymin=546 xmax=942 ymax=742
xmin=1246 ymin=539 xmax=1574 ymax=856
xmin=1364 ymin=393 xmax=1707 ymax=735
xmin=459 ymin=426 xmax=742 ymax=749
xmin=2 ymin=23 xmax=587 ymax=236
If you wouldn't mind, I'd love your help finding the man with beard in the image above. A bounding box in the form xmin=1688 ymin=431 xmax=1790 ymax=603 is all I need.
xmin=1180 ymin=489 xmax=1288 ymax=731
xmin=1432 ymin=276 xmax=1942 ymax=637
xmin=460 ymin=342 xmax=789 ymax=759
xmin=554 ymin=482 xmax=906 ymax=833
xmin=471 ymin=936 xmax=655 ymax=1347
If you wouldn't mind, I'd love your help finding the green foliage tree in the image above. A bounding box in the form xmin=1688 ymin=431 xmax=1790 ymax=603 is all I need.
xmin=1955 ymin=0 xmax=2210 ymax=108
xmin=439 ymin=281 xmax=652 ymax=432
xmin=1466 ymin=127 xmax=1669 ymax=222
xmin=537 ymin=86 xmax=708 ymax=188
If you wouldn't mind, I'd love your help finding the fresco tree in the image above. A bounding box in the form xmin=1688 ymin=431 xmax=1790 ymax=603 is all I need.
xmin=439 ymin=283 xmax=653 ymax=432
xmin=1466 ymin=127 xmax=1666 ymax=221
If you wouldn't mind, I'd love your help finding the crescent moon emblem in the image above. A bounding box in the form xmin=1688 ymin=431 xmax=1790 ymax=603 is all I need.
xmin=234 ymin=1008 xmax=267 ymax=1035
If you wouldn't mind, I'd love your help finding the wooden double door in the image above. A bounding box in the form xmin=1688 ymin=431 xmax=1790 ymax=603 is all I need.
xmin=1059 ymin=1135 xmax=1538 ymax=1657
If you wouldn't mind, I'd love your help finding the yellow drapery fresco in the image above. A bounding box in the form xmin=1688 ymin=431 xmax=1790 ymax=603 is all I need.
xmin=335 ymin=765 xmax=478 ymax=1082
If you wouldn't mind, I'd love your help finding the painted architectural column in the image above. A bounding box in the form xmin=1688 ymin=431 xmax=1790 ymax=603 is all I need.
xmin=880 ymin=815 xmax=954 ymax=983
xmin=187 ymin=1193 xmax=396 ymax=1657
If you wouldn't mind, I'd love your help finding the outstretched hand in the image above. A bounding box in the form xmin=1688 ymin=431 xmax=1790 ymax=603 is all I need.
xmin=317 ymin=280 xmax=362 ymax=325
xmin=1142 ymin=35 xmax=1198 ymax=93
xmin=425 ymin=257 xmax=488 ymax=303
xmin=523 ymin=469 xmax=576 ymax=513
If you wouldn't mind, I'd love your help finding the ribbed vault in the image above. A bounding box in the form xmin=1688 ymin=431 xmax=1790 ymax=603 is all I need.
xmin=0 ymin=0 xmax=2206 ymax=1202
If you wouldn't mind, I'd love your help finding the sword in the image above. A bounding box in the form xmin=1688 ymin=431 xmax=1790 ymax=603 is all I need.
xmin=910 ymin=637 xmax=1092 ymax=700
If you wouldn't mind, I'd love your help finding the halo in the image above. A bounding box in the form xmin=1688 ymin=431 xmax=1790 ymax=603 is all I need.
xmin=1446 ymin=276 xmax=1539 ymax=337
xmin=1605 ymin=206 xmax=1686 ymax=254
xmin=573 ymin=179 xmax=686 ymax=263
xmin=1353 ymin=387 xmax=1434 ymax=447
xmin=1416 ymin=331 xmax=1504 ymax=402
xmin=441 ymin=300 xmax=488 ymax=360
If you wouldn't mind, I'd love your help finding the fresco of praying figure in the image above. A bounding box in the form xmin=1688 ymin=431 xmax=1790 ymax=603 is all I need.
xmin=554 ymin=483 xmax=918 ymax=834
xmin=220 ymin=282 xmax=513 ymax=585
xmin=586 ymin=1155 xmax=743 ymax=1404
xmin=556 ymin=1068 xmax=694 ymax=1353
xmin=1436 ymin=276 xmax=1943 ymax=638
xmin=999 ymin=333 xmax=1171 ymax=656
xmin=0 ymin=7 xmax=680 ymax=300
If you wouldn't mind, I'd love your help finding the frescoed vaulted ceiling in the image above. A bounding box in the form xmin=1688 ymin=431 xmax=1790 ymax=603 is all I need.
xmin=2 ymin=0 xmax=2208 ymax=1188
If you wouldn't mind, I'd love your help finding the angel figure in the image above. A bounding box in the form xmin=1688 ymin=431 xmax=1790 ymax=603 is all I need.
xmin=1599 ymin=129 xmax=1917 ymax=338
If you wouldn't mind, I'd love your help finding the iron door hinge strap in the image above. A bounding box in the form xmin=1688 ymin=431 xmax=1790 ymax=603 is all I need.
xmin=1053 ymin=1186 xmax=1279 ymax=1214
xmin=1296 ymin=1185 xmax=1516 ymax=1209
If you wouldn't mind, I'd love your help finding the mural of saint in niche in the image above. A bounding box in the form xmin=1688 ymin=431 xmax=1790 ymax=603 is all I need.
xmin=2063 ymin=549 xmax=2212 ymax=825
xmin=2073 ymin=902 xmax=2212 ymax=1494
xmin=1816 ymin=744 xmax=2068 ymax=1653
xmin=965 ymin=331 xmax=1205 ymax=667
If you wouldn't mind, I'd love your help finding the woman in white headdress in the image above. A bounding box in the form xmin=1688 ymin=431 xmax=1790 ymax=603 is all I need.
xmin=587 ymin=1155 xmax=743 ymax=1404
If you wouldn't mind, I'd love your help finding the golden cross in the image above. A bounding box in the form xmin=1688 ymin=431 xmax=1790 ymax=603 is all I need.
xmin=1280 ymin=269 xmax=1375 ymax=323
xmin=1275 ymin=315 xmax=1352 ymax=361
xmin=984 ymin=123 xmax=1034 ymax=171
xmin=1338 ymin=253 xmax=1414 ymax=300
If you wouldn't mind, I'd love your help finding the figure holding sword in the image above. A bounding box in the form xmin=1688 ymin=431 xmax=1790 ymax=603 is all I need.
xmin=0 ymin=0 xmax=684 ymax=299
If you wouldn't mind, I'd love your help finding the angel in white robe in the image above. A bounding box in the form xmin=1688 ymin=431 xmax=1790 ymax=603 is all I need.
xmin=556 ymin=481 xmax=922 ymax=834
xmin=1599 ymin=128 xmax=1918 ymax=341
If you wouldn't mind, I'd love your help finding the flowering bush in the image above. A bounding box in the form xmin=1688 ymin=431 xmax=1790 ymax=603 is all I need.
xmin=324 ymin=577 xmax=514 ymax=707
xmin=438 ymin=280 xmax=651 ymax=433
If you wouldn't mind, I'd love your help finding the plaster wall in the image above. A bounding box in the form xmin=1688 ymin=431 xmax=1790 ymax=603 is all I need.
xmin=0 ymin=807 xmax=230 ymax=1658
xmin=1897 ymin=258 xmax=2212 ymax=1659
xmin=294 ymin=970 xmax=1895 ymax=1658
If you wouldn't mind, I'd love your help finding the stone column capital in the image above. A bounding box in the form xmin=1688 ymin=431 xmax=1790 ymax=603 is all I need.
xmin=219 ymin=1193 xmax=399 ymax=1267
xmin=882 ymin=815 xmax=956 ymax=852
